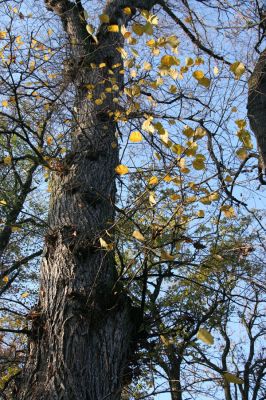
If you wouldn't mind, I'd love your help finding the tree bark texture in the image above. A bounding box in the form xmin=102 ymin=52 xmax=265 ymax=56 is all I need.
xmin=15 ymin=0 xmax=157 ymax=399
xmin=248 ymin=48 xmax=266 ymax=171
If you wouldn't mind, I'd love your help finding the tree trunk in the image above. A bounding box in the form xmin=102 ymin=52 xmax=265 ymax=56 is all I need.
xmin=15 ymin=0 xmax=157 ymax=398
xmin=248 ymin=48 xmax=266 ymax=171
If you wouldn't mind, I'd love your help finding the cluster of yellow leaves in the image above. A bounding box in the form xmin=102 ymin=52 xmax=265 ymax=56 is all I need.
xmin=146 ymin=35 xmax=179 ymax=56
xmin=0 ymin=200 xmax=7 ymax=206
xmin=192 ymin=154 xmax=206 ymax=170
xmin=235 ymin=119 xmax=253 ymax=159
xmin=131 ymin=10 xmax=158 ymax=36
xmin=193 ymin=70 xmax=211 ymax=88
xmin=160 ymin=55 xmax=180 ymax=68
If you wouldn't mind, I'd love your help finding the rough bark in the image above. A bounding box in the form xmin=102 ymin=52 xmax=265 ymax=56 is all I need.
xmin=15 ymin=1 xmax=159 ymax=399
xmin=247 ymin=48 xmax=266 ymax=171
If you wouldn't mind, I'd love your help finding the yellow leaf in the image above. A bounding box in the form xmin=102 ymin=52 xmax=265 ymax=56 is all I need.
xmin=163 ymin=175 xmax=172 ymax=182
xmin=142 ymin=116 xmax=155 ymax=133
xmin=132 ymin=23 xmax=145 ymax=36
xmin=194 ymin=127 xmax=206 ymax=139
xmin=199 ymin=196 xmax=211 ymax=205
xmin=224 ymin=175 xmax=233 ymax=183
xmin=160 ymin=250 xmax=175 ymax=261
xmin=182 ymin=126 xmax=194 ymax=138
xmin=0 ymin=31 xmax=7 ymax=40
xmin=116 ymin=47 xmax=127 ymax=59
xmin=213 ymin=66 xmax=219 ymax=76
xmin=154 ymin=152 xmax=161 ymax=160
xmin=220 ymin=205 xmax=236 ymax=219
xmin=2 ymin=100 xmax=8 ymax=107
xmin=108 ymin=25 xmax=119 ymax=33
xmin=132 ymin=230 xmax=145 ymax=242
xmin=161 ymin=55 xmax=180 ymax=67
xmin=123 ymin=7 xmax=132 ymax=15
xmin=198 ymin=77 xmax=211 ymax=88
xmin=2 ymin=276 xmax=8 ymax=283
xmin=11 ymin=226 xmax=21 ymax=232
xmin=231 ymin=106 xmax=237 ymax=112
xmin=181 ymin=66 xmax=188 ymax=74
xmin=230 ymin=61 xmax=245 ymax=79
xmin=193 ymin=71 xmax=211 ymax=88
xmin=193 ymin=70 xmax=204 ymax=80
xmin=184 ymin=16 xmax=192 ymax=23
xmin=21 ymin=292 xmax=29 ymax=298
xmin=185 ymin=57 xmax=194 ymax=66
xmin=194 ymin=57 xmax=204 ymax=65
xmin=170 ymin=194 xmax=181 ymax=201
xmin=129 ymin=131 xmax=143 ymax=142
xmin=115 ymin=164 xmax=129 ymax=175
xmin=46 ymin=136 xmax=53 ymax=145
xmin=197 ymin=328 xmax=214 ymax=345
xmin=0 ymin=200 xmax=7 ymax=206
xmin=235 ymin=119 xmax=246 ymax=129
xmin=160 ymin=129 xmax=169 ymax=144
xmin=95 ymin=98 xmax=103 ymax=105
xmin=209 ymin=192 xmax=219 ymax=201
xmin=185 ymin=141 xmax=198 ymax=156
xmin=172 ymin=144 xmax=185 ymax=155
xmin=237 ymin=129 xmax=253 ymax=149
xmin=169 ymin=85 xmax=177 ymax=94
xmin=197 ymin=210 xmax=205 ymax=218
xmin=99 ymin=237 xmax=114 ymax=250
xmin=99 ymin=14 xmax=110 ymax=23
xmin=149 ymin=176 xmax=158 ymax=185
xmin=149 ymin=191 xmax=156 ymax=206
xmin=47 ymin=28 xmax=53 ymax=36
xmin=166 ymin=35 xmax=179 ymax=48
xmin=223 ymin=373 xmax=244 ymax=385
xmin=121 ymin=25 xmax=131 ymax=38
xmin=29 ymin=61 xmax=35 ymax=72
xmin=236 ymin=148 xmax=248 ymax=160
xmin=192 ymin=160 xmax=205 ymax=170
xmin=148 ymin=15 xmax=159 ymax=25
xmin=86 ymin=24 xmax=95 ymax=35
xmin=16 ymin=35 xmax=23 ymax=45
xmin=143 ymin=61 xmax=152 ymax=71
xmin=3 ymin=156 xmax=12 ymax=165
